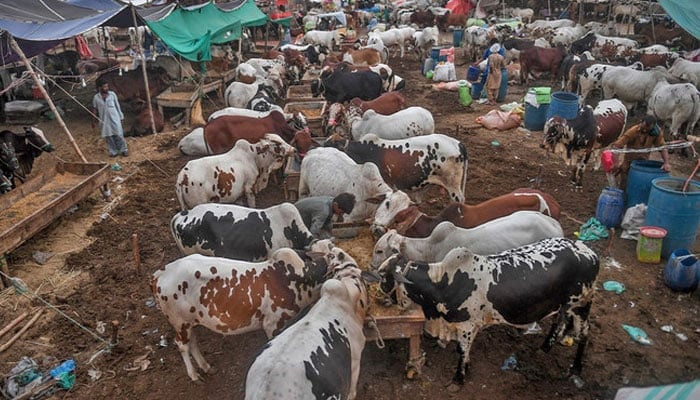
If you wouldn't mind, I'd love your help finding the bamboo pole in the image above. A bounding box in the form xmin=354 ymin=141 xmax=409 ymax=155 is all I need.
xmin=0 ymin=312 xmax=28 ymax=341
xmin=132 ymin=233 xmax=140 ymax=274
xmin=0 ymin=309 xmax=44 ymax=353
xmin=9 ymin=36 xmax=88 ymax=163
xmin=131 ymin=5 xmax=158 ymax=136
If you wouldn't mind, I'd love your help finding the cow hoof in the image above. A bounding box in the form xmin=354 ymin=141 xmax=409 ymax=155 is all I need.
xmin=406 ymin=367 xmax=418 ymax=380
xmin=205 ymin=366 xmax=218 ymax=375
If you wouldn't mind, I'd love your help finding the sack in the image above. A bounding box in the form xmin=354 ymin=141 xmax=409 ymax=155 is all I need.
xmin=620 ymin=203 xmax=647 ymax=240
xmin=432 ymin=62 xmax=456 ymax=82
xmin=475 ymin=110 xmax=522 ymax=130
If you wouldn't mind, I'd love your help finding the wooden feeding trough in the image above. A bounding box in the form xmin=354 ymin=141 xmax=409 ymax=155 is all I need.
xmin=283 ymin=101 xmax=327 ymax=136
xmin=301 ymin=68 xmax=321 ymax=84
xmin=364 ymin=301 xmax=426 ymax=379
xmin=155 ymin=79 xmax=222 ymax=126
xmin=283 ymin=157 xmax=301 ymax=202
xmin=285 ymin=84 xmax=316 ymax=102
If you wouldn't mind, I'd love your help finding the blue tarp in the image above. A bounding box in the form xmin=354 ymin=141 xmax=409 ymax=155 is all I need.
xmin=659 ymin=0 xmax=700 ymax=40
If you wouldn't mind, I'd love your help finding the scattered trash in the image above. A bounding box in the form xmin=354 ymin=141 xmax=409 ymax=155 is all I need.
xmin=629 ymin=301 xmax=636 ymax=308
xmin=158 ymin=335 xmax=168 ymax=348
xmin=661 ymin=325 xmax=674 ymax=333
xmin=87 ymin=369 xmax=102 ymax=382
xmin=604 ymin=257 xmax=623 ymax=270
xmin=676 ymin=333 xmax=688 ymax=341
xmin=145 ymin=297 xmax=156 ymax=308
xmin=660 ymin=325 xmax=689 ymax=341
xmin=95 ymin=321 xmax=106 ymax=335
xmin=561 ymin=336 xmax=574 ymax=346
xmin=500 ymin=354 xmax=517 ymax=371
xmin=32 ymin=251 xmax=54 ymax=265
xmin=50 ymin=360 xmax=76 ymax=389
xmin=491 ymin=140 xmax=500 ymax=147
xmin=476 ymin=98 xmax=489 ymax=104
xmin=142 ymin=328 xmax=159 ymax=336
xmin=112 ymin=176 xmax=124 ymax=184
xmin=124 ymin=352 xmax=152 ymax=372
xmin=100 ymin=212 xmax=110 ymax=221
xmin=603 ymin=281 xmax=626 ymax=294
xmin=65 ymin=205 xmax=79 ymax=215
xmin=524 ymin=322 xmax=542 ymax=335
xmin=111 ymin=163 xmax=122 ymax=171
xmin=622 ymin=324 xmax=653 ymax=345
xmin=578 ymin=218 xmax=609 ymax=241
xmin=570 ymin=375 xmax=585 ymax=389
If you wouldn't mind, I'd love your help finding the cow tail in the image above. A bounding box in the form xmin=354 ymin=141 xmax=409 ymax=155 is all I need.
xmin=459 ymin=142 xmax=468 ymax=201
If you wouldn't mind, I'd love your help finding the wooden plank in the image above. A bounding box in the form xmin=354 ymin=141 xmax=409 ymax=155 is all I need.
xmin=363 ymin=306 xmax=425 ymax=341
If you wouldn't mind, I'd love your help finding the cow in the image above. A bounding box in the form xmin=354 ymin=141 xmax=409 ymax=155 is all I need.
xmin=127 ymin=102 xmax=164 ymax=137
xmin=150 ymin=54 xmax=197 ymax=81
xmin=463 ymin=26 xmax=492 ymax=62
xmin=510 ymin=7 xmax=534 ymax=23
xmin=342 ymin=47 xmax=381 ymax=66
xmin=304 ymin=29 xmax=345 ymax=50
xmin=410 ymin=10 xmax=435 ymax=27
xmin=647 ymin=80 xmax=700 ymax=139
xmin=527 ymin=19 xmax=575 ymax=33
xmin=575 ymin=62 xmax=643 ymax=104
xmin=367 ymin=28 xmax=413 ymax=58
xmin=612 ymin=3 xmax=639 ymax=22
xmin=175 ymin=134 xmax=294 ymax=210
xmin=170 ymin=202 xmax=316 ymax=260
xmin=583 ymin=21 xmax=614 ymax=36
xmin=634 ymin=22 xmax=697 ymax=51
xmin=0 ymin=127 xmax=53 ymax=186
xmin=298 ymin=147 xmax=393 ymax=222
xmin=541 ymin=99 xmax=628 ymax=188
xmin=349 ymin=91 xmax=406 ymax=116
xmin=178 ymin=111 xmax=300 ymax=156
xmin=412 ymin=26 xmax=439 ymax=60
xmin=151 ymin=239 xmax=336 ymax=381
xmin=601 ymin=67 xmax=672 ymax=111
xmin=370 ymin=188 xmax=561 ymax=237
xmin=519 ymin=46 xmax=567 ymax=85
xmin=377 ymin=238 xmax=599 ymax=389
xmin=325 ymin=133 xmax=468 ymax=202
xmin=370 ymin=211 xmax=565 ymax=269
xmin=550 ymin=25 xmax=586 ymax=48
xmin=634 ymin=52 xmax=679 ymax=69
xmin=558 ymin=52 xmax=594 ymax=91
xmin=96 ymin=67 xmax=170 ymax=107
xmin=332 ymin=62 xmax=404 ymax=92
xmin=0 ymin=138 xmax=19 ymax=193
xmin=311 ymin=68 xmax=383 ymax=103
xmin=77 ymin=57 xmax=119 ymax=75
xmin=245 ymin=248 xmax=376 ymax=400
xmin=340 ymin=105 xmax=434 ymax=140
xmin=668 ymin=58 xmax=700 ymax=87
xmin=435 ymin=12 xmax=467 ymax=32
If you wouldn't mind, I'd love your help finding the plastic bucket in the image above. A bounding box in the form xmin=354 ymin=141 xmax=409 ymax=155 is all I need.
xmin=471 ymin=82 xmax=484 ymax=99
xmin=458 ymin=80 xmax=472 ymax=106
xmin=430 ymin=46 xmax=441 ymax=62
xmin=497 ymin=68 xmax=508 ymax=103
xmin=545 ymin=91 xmax=579 ymax=121
xmin=645 ymin=177 xmax=700 ymax=259
xmin=625 ymin=160 xmax=669 ymax=209
xmin=663 ymin=249 xmax=699 ymax=292
xmin=596 ymin=187 xmax=625 ymax=228
xmin=636 ymin=226 xmax=667 ymax=264
xmin=524 ymin=103 xmax=550 ymax=131
xmin=467 ymin=65 xmax=480 ymax=82
xmin=453 ymin=29 xmax=464 ymax=47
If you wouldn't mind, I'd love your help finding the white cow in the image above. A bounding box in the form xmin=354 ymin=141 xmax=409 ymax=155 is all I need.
xmin=224 ymin=81 xmax=258 ymax=108
xmin=527 ymin=19 xmax=575 ymax=33
xmin=668 ymin=58 xmax=700 ymax=87
xmin=368 ymin=27 xmax=413 ymax=58
xmin=413 ymin=26 xmax=439 ymax=61
xmin=612 ymin=3 xmax=640 ymax=22
xmin=299 ymin=147 xmax=393 ymax=222
xmin=551 ymin=25 xmax=586 ymax=47
xmin=463 ymin=26 xmax=491 ymax=61
xmin=345 ymin=105 xmax=434 ymax=140
xmin=510 ymin=7 xmax=534 ymax=24
xmin=591 ymin=34 xmax=638 ymax=59
xmin=245 ymin=249 xmax=373 ymax=400
xmin=583 ymin=21 xmax=614 ymax=36
xmin=370 ymin=211 xmax=565 ymax=269
xmin=602 ymin=67 xmax=672 ymax=111
xmin=175 ymin=134 xmax=294 ymax=210
xmin=304 ymin=29 xmax=345 ymax=50
xmin=577 ymin=62 xmax=643 ymax=104
xmin=647 ymin=80 xmax=700 ymax=138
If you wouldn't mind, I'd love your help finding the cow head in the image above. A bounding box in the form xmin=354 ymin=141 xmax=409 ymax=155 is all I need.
xmin=325 ymin=103 xmax=345 ymax=136
xmin=541 ymin=117 xmax=568 ymax=153
xmin=370 ymin=190 xmax=413 ymax=237
xmin=310 ymin=78 xmax=324 ymax=97
xmin=24 ymin=126 xmax=54 ymax=153
xmin=376 ymin=253 xmax=412 ymax=308
xmin=370 ymin=229 xmax=403 ymax=270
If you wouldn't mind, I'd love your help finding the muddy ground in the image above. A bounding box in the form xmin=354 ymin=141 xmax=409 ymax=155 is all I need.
xmin=1 ymin=39 xmax=699 ymax=400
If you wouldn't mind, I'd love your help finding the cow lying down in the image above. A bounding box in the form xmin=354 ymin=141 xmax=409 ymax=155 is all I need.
xmin=378 ymin=237 xmax=599 ymax=390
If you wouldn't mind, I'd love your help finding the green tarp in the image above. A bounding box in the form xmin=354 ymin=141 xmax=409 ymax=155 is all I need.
xmin=145 ymin=0 xmax=268 ymax=62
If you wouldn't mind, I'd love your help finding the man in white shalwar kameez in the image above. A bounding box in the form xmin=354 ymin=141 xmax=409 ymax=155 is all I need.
xmin=92 ymin=81 xmax=128 ymax=157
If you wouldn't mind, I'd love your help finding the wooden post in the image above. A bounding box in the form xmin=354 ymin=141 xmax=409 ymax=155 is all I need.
xmin=132 ymin=233 xmax=140 ymax=274
xmin=649 ymin=2 xmax=657 ymax=44
xmin=0 ymin=309 xmax=44 ymax=354
xmin=0 ymin=312 xmax=28 ymax=340
xmin=131 ymin=5 xmax=158 ymax=136
xmin=9 ymin=36 xmax=88 ymax=163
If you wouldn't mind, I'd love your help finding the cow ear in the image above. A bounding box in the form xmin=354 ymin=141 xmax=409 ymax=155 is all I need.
xmin=365 ymin=193 xmax=387 ymax=204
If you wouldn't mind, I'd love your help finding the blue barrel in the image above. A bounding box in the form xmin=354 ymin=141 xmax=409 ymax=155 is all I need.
xmin=664 ymin=249 xmax=699 ymax=292
xmin=471 ymin=82 xmax=484 ymax=99
xmin=596 ymin=187 xmax=625 ymax=228
xmin=466 ymin=65 xmax=480 ymax=81
xmin=645 ymin=177 xmax=700 ymax=259
xmin=453 ymin=29 xmax=464 ymax=47
xmin=524 ymin=103 xmax=550 ymax=131
xmin=545 ymin=91 xmax=579 ymax=121
xmin=497 ymin=68 xmax=508 ymax=103
xmin=626 ymin=160 xmax=669 ymax=209
xmin=430 ymin=47 xmax=441 ymax=62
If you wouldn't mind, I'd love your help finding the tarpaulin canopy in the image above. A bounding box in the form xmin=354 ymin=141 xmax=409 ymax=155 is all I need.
xmin=144 ymin=0 xmax=268 ymax=62
xmin=659 ymin=0 xmax=700 ymax=40
xmin=0 ymin=0 xmax=138 ymax=65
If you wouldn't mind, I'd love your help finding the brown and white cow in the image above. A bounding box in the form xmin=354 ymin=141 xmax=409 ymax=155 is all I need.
xmin=349 ymin=91 xmax=406 ymax=115
xmin=377 ymin=238 xmax=599 ymax=389
xmin=151 ymin=239 xmax=336 ymax=381
xmin=175 ymin=134 xmax=294 ymax=210
xmin=370 ymin=188 xmax=561 ymax=237
xmin=519 ymin=46 xmax=567 ymax=85
xmin=342 ymin=47 xmax=382 ymax=66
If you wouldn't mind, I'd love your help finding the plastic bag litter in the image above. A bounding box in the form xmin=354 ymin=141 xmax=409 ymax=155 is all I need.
xmin=499 ymin=102 xmax=523 ymax=114
xmin=622 ymin=324 xmax=652 ymax=345
xmin=603 ymin=281 xmax=626 ymax=294
xmin=476 ymin=110 xmax=522 ymax=130
xmin=577 ymin=217 xmax=609 ymax=241
xmin=621 ymin=204 xmax=647 ymax=240
xmin=32 ymin=251 xmax=54 ymax=265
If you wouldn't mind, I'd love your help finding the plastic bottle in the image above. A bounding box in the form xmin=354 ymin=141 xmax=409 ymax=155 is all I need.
xmin=50 ymin=359 xmax=76 ymax=378
xmin=500 ymin=354 xmax=517 ymax=371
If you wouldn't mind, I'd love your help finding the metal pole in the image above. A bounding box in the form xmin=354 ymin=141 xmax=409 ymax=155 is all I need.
xmin=131 ymin=4 xmax=157 ymax=135
xmin=649 ymin=1 xmax=657 ymax=44
xmin=9 ymin=36 xmax=88 ymax=163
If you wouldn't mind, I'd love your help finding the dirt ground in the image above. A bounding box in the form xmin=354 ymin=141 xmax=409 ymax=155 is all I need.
xmin=1 ymin=38 xmax=699 ymax=400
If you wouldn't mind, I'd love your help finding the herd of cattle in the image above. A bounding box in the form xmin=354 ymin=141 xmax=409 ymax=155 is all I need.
xmin=134 ymin=13 xmax=650 ymax=397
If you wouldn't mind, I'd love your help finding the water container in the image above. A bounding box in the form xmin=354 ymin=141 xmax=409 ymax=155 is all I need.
xmin=467 ymin=65 xmax=480 ymax=82
xmin=497 ymin=68 xmax=508 ymax=103
xmin=524 ymin=103 xmax=550 ymax=131
xmin=637 ymin=226 xmax=667 ymax=263
xmin=471 ymin=81 xmax=484 ymax=99
xmin=645 ymin=177 xmax=700 ymax=259
xmin=430 ymin=46 xmax=441 ymax=62
xmin=596 ymin=187 xmax=624 ymax=228
xmin=625 ymin=160 xmax=669 ymax=209
xmin=458 ymin=80 xmax=472 ymax=106
xmin=663 ymin=249 xmax=699 ymax=292
xmin=453 ymin=29 xmax=464 ymax=47
xmin=422 ymin=57 xmax=436 ymax=75
xmin=545 ymin=91 xmax=579 ymax=121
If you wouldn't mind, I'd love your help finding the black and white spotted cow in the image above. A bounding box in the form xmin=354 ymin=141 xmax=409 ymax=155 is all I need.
xmin=378 ymin=237 xmax=599 ymax=389
xmin=170 ymin=202 xmax=315 ymax=261
xmin=245 ymin=248 xmax=378 ymax=400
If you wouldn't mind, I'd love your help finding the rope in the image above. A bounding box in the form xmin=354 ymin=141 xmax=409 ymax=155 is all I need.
xmin=32 ymin=64 xmax=101 ymax=123
xmin=607 ymin=141 xmax=695 ymax=155
xmin=366 ymin=314 xmax=385 ymax=349
xmin=0 ymin=270 xmax=114 ymax=349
